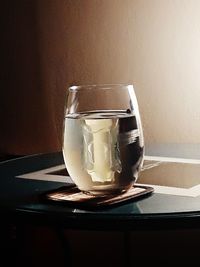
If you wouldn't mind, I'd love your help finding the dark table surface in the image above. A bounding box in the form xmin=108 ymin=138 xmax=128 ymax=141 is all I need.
xmin=2 ymin=150 xmax=200 ymax=230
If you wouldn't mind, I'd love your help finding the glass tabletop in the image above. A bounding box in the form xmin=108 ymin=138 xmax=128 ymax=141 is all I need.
xmin=2 ymin=147 xmax=200 ymax=230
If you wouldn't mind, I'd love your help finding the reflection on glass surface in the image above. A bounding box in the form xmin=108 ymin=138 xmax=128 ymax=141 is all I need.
xmin=138 ymin=157 xmax=200 ymax=188
xmin=72 ymin=202 xmax=142 ymax=214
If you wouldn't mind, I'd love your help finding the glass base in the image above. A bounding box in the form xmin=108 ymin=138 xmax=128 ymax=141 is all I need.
xmin=81 ymin=185 xmax=133 ymax=197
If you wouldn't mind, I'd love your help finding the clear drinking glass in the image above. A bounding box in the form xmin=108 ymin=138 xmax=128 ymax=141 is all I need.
xmin=62 ymin=84 xmax=144 ymax=196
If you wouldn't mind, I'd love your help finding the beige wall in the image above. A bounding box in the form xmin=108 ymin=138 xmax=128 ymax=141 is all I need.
xmin=37 ymin=0 xmax=200 ymax=147
xmin=2 ymin=0 xmax=200 ymax=154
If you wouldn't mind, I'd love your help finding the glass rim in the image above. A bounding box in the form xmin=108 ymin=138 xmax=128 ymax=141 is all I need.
xmin=68 ymin=83 xmax=133 ymax=91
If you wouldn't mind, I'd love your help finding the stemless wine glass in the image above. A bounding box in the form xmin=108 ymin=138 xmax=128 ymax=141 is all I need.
xmin=62 ymin=84 xmax=144 ymax=196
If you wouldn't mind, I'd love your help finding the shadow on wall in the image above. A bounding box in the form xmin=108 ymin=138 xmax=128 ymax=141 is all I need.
xmin=1 ymin=0 xmax=67 ymax=155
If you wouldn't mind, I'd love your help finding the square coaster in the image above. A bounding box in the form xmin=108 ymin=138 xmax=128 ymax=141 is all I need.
xmin=42 ymin=184 xmax=154 ymax=210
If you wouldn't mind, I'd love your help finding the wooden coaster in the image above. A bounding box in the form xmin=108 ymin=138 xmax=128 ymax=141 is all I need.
xmin=43 ymin=184 xmax=154 ymax=210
